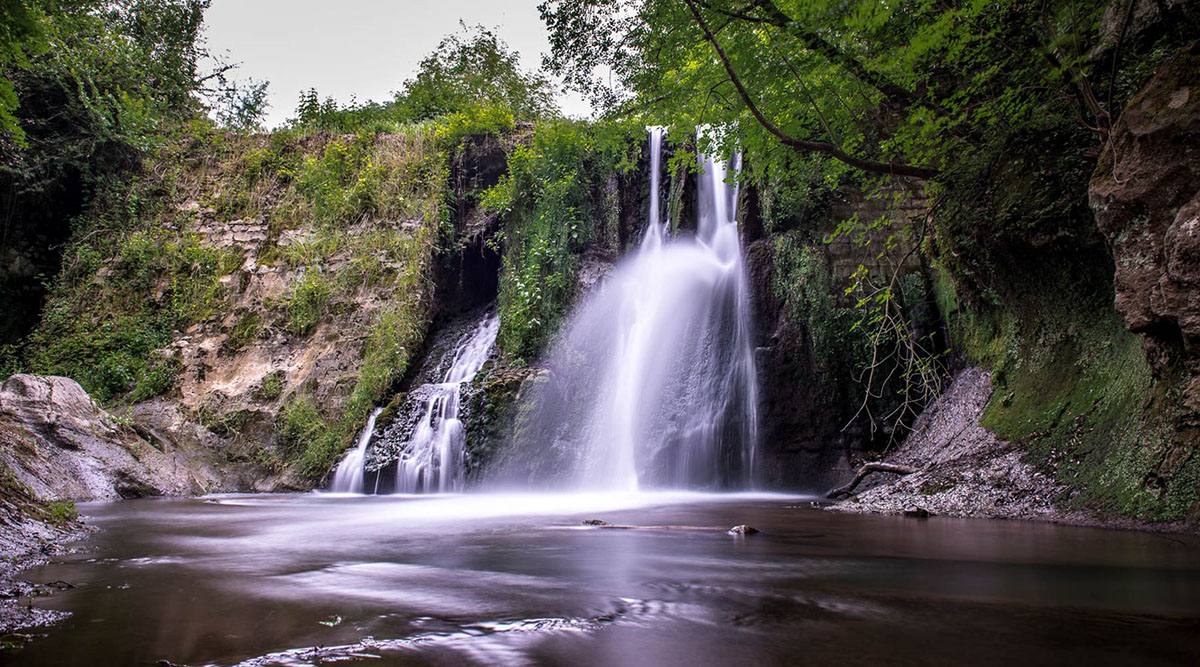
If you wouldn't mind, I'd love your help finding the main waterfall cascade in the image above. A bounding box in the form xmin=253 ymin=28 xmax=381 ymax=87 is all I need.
xmin=330 ymin=129 xmax=757 ymax=494
xmin=329 ymin=312 xmax=499 ymax=494
xmin=495 ymin=128 xmax=759 ymax=490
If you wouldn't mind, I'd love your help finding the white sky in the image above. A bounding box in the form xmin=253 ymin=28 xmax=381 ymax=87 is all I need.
xmin=201 ymin=0 xmax=591 ymax=128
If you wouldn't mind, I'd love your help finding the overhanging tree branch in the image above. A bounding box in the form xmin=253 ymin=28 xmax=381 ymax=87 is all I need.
xmin=747 ymin=0 xmax=920 ymax=108
xmin=683 ymin=0 xmax=939 ymax=179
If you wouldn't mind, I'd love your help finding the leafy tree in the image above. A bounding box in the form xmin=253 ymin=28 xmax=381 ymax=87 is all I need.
xmin=539 ymin=0 xmax=1148 ymax=181
xmin=0 ymin=0 xmax=62 ymax=143
xmin=396 ymin=24 xmax=557 ymax=121
xmin=0 ymin=0 xmax=221 ymax=344
xmin=208 ymin=75 xmax=269 ymax=131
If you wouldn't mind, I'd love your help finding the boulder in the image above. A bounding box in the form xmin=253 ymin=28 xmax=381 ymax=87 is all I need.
xmin=728 ymin=524 xmax=760 ymax=535
xmin=1091 ymin=41 xmax=1200 ymax=371
xmin=0 ymin=375 xmax=207 ymax=501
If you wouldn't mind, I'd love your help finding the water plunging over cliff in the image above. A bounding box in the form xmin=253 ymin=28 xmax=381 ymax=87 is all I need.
xmin=390 ymin=312 xmax=499 ymax=493
xmin=330 ymin=312 xmax=499 ymax=494
xmin=496 ymin=129 xmax=758 ymax=490
xmin=330 ymin=408 xmax=383 ymax=493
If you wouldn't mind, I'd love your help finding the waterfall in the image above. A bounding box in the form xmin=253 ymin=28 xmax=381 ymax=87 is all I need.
xmin=640 ymin=125 xmax=667 ymax=252
xmin=498 ymin=128 xmax=758 ymax=490
xmin=393 ymin=313 xmax=500 ymax=493
xmin=329 ymin=407 xmax=383 ymax=494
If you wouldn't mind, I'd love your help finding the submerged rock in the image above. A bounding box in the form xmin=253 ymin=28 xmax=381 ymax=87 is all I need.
xmin=581 ymin=519 xmax=608 ymax=526
xmin=728 ymin=524 xmax=760 ymax=535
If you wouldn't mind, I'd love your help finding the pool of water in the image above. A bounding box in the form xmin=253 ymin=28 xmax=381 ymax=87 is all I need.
xmin=10 ymin=492 xmax=1200 ymax=666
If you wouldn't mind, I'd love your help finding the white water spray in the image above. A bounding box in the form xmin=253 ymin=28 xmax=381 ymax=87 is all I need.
xmin=330 ymin=408 xmax=383 ymax=494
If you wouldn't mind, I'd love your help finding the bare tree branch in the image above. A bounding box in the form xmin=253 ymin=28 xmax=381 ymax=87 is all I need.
xmin=827 ymin=462 xmax=917 ymax=499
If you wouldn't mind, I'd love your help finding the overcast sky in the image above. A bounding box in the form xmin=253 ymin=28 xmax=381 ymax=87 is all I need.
xmin=202 ymin=0 xmax=590 ymax=128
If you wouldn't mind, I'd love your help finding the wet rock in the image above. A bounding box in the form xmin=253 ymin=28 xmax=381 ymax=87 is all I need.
xmin=728 ymin=524 xmax=760 ymax=535
xmin=903 ymin=507 xmax=931 ymax=519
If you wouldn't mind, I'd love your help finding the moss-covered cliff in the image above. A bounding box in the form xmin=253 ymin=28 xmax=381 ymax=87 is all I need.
xmin=4 ymin=111 xmax=520 ymax=489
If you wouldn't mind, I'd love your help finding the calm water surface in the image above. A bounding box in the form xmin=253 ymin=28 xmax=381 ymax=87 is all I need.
xmin=12 ymin=493 xmax=1200 ymax=666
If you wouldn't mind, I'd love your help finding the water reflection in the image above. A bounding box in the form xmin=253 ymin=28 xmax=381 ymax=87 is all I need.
xmin=12 ymin=493 xmax=1200 ymax=666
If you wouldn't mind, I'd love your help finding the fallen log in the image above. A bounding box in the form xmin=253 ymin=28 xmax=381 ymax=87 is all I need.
xmin=826 ymin=462 xmax=917 ymax=499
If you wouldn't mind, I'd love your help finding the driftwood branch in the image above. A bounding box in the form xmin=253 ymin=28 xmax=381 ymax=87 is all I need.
xmin=827 ymin=462 xmax=916 ymax=499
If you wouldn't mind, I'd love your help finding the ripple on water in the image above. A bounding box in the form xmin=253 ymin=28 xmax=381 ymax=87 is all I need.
xmin=231 ymin=600 xmax=638 ymax=667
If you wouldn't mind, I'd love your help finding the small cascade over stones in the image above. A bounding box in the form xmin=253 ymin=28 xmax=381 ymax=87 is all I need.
xmin=492 ymin=128 xmax=758 ymax=490
xmin=367 ymin=311 xmax=499 ymax=494
xmin=329 ymin=408 xmax=383 ymax=493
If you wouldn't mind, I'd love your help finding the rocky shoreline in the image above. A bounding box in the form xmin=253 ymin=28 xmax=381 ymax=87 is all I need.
xmin=824 ymin=367 xmax=1195 ymax=534
xmin=0 ymin=499 xmax=90 ymax=637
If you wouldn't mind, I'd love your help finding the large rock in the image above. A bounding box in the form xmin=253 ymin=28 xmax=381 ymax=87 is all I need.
xmin=1091 ymin=41 xmax=1200 ymax=371
xmin=0 ymin=374 xmax=212 ymax=501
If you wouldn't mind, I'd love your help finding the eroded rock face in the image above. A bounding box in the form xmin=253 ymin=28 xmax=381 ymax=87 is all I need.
xmin=0 ymin=374 xmax=216 ymax=501
xmin=1091 ymin=41 xmax=1200 ymax=371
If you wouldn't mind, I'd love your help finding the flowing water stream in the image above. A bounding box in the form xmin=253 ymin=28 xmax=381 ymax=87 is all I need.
xmin=329 ymin=409 xmax=383 ymax=494
xmin=11 ymin=494 xmax=1200 ymax=666
xmin=331 ymin=312 xmax=499 ymax=495
xmin=391 ymin=313 xmax=499 ymax=494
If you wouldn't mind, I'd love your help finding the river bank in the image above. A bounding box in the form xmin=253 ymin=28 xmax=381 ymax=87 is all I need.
xmin=825 ymin=367 xmax=1197 ymax=534
xmin=0 ymin=504 xmax=89 ymax=636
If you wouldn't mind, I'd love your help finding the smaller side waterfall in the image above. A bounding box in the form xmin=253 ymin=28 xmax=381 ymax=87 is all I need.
xmin=393 ymin=313 xmax=500 ymax=493
xmin=329 ymin=408 xmax=383 ymax=493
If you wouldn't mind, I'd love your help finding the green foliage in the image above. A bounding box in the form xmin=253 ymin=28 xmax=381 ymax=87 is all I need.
xmin=397 ymin=24 xmax=557 ymax=122
xmin=5 ymin=0 xmax=212 ymax=175
xmin=0 ymin=0 xmax=57 ymax=142
xmin=771 ymin=234 xmax=866 ymax=374
xmin=286 ymin=25 xmax=556 ymax=137
xmin=434 ymin=104 xmax=517 ymax=148
xmin=45 ymin=500 xmax=79 ymax=526
xmin=285 ymin=271 xmax=332 ymax=335
xmin=210 ymin=77 xmax=269 ymax=132
xmin=224 ymin=312 xmax=262 ymax=353
xmin=275 ymin=394 xmax=331 ymax=462
xmin=542 ymin=0 xmax=1186 ymax=185
xmin=254 ymin=371 xmax=284 ymax=402
xmin=293 ymin=130 xmax=443 ymax=228
xmin=25 ymin=164 xmax=240 ymax=404
xmin=482 ymin=119 xmax=639 ymax=358
xmin=128 ymin=353 xmax=182 ymax=403
xmin=291 ymin=88 xmax=412 ymax=134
